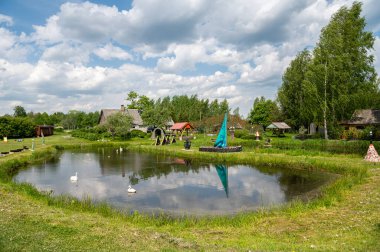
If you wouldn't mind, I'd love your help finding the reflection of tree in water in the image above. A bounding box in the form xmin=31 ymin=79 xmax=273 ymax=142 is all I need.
xmin=277 ymin=171 xmax=330 ymax=201
xmin=96 ymin=147 xmax=202 ymax=185
xmin=32 ymin=152 xmax=62 ymax=173
xmin=76 ymin=147 xmax=331 ymax=197
xmin=234 ymin=164 xmax=331 ymax=201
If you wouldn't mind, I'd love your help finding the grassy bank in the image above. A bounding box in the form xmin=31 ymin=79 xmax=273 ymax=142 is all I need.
xmin=0 ymin=134 xmax=379 ymax=251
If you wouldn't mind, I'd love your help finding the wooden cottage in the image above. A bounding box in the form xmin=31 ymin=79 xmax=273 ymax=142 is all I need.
xmin=340 ymin=109 xmax=380 ymax=129
xmin=98 ymin=105 xmax=147 ymax=132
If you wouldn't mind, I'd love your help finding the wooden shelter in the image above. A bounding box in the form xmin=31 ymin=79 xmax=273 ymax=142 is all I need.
xmin=35 ymin=125 xmax=54 ymax=137
xmin=266 ymin=122 xmax=291 ymax=136
xmin=170 ymin=122 xmax=194 ymax=140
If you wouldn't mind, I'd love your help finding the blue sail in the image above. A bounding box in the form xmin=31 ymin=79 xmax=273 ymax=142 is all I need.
xmin=214 ymin=113 xmax=228 ymax=148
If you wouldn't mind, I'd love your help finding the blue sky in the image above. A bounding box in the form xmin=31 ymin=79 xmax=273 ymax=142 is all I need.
xmin=0 ymin=0 xmax=379 ymax=117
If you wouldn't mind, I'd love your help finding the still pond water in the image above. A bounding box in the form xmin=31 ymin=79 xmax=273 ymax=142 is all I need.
xmin=14 ymin=147 xmax=332 ymax=215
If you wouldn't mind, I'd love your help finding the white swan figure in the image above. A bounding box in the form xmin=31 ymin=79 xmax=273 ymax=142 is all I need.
xmin=119 ymin=147 xmax=123 ymax=152
xmin=70 ymin=172 xmax=78 ymax=182
xmin=127 ymin=185 xmax=136 ymax=193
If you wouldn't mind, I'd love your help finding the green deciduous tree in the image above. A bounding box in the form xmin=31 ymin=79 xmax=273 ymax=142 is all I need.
xmin=104 ymin=112 xmax=133 ymax=139
xmin=311 ymin=1 xmax=377 ymax=139
xmin=278 ymin=49 xmax=313 ymax=129
xmin=248 ymin=97 xmax=281 ymax=128
xmin=141 ymin=97 xmax=172 ymax=128
xmin=13 ymin=106 xmax=27 ymax=117
xmin=126 ymin=91 xmax=139 ymax=109
xmin=278 ymin=2 xmax=378 ymax=139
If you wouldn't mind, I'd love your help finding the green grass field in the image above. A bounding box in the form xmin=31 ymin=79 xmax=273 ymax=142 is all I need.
xmin=0 ymin=133 xmax=379 ymax=251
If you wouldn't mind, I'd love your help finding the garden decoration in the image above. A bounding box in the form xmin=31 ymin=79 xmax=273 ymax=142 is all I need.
xmin=199 ymin=113 xmax=242 ymax=152
xmin=364 ymin=144 xmax=380 ymax=162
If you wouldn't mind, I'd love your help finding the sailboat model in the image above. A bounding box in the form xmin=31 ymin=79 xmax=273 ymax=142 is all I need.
xmin=199 ymin=113 xmax=242 ymax=152
xmin=214 ymin=113 xmax=228 ymax=148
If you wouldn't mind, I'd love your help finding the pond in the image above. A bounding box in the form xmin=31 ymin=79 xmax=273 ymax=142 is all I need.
xmin=14 ymin=147 xmax=333 ymax=215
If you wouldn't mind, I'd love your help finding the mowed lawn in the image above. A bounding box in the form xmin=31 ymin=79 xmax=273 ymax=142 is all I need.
xmin=0 ymin=134 xmax=379 ymax=251
xmin=0 ymin=132 xmax=90 ymax=153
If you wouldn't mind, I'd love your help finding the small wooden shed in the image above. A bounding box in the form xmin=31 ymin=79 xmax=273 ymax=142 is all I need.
xmin=35 ymin=125 xmax=54 ymax=137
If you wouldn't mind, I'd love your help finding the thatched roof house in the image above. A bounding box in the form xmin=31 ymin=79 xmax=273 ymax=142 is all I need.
xmin=341 ymin=109 xmax=380 ymax=129
xmin=98 ymin=105 xmax=146 ymax=132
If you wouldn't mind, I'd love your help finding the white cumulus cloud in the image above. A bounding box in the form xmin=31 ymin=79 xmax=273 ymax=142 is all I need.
xmin=94 ymin=43 xmax=133 ymax=61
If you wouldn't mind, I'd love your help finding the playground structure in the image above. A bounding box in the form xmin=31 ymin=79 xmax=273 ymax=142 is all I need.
xmin=151 ymin=127 xmax=177 ymax=146
xmin=151 ymin=122 xmax=195 ymax=146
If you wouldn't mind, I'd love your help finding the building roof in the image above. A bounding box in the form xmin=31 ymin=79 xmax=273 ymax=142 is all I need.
xmin=267 ymin=122 xmax=291 ymax=129
xmin=166 ymin=118 xmax=175 ymax=127
xmin=342 ymin=109 xmax=380 ymax=126
xmin=170 ymin=122 xmax=194 ymax=130
xmin=126 ymin=109 xmax=144 ymax=125
xmin=99 ymin=108 xmax=143 ymax=125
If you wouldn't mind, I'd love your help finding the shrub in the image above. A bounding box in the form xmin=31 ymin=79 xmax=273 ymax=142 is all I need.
xmin=241 ymin=134 xmax=257 ymax=140
xmin=129 ymin=129 xmax=147 ymax=138
xmin=71 ymin=129 xmax=105 ymax=141
xmin=328 ymin=125 xmax=344 ymax=140
xmin=54 ymin=127 xmax=64 ymax=133
xmin=234 ymin=129 xmax=249 ymax=139
xmin=346 ymin=127 xmax=362 ymax=140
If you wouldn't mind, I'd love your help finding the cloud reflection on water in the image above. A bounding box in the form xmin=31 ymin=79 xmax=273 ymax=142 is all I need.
xmin=14 ymin=148 xmax=330 ymax=215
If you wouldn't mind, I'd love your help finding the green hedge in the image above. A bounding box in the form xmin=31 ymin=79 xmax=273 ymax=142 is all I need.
xmin=0 ymin=116 xmax=35 ymax=138
xmin=71 ymin=127 xmax=111 ymax=141
xmin=129 ymin=130 xmax=148 ymax=138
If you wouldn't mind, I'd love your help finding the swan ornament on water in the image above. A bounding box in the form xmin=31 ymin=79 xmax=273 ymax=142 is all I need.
xmin=70 ymin=172 xmax=78 ymax=182
xmin=127 ymin=185 xmax=136 ymax=193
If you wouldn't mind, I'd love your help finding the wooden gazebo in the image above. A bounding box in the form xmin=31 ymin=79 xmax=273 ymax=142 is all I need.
xmin=170 ymin=122 xmax=194 ymax=140
xmin=266 ymin=122 xmax=291 ymax=136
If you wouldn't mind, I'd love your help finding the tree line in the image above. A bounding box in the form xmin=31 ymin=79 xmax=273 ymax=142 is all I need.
xmin=0 ymin=106 xmax=100 ymax=138
xmin=10 ymin=105 xmax=100 ymax=129
xmin=125 ymin=91 xmax=231 ymax=128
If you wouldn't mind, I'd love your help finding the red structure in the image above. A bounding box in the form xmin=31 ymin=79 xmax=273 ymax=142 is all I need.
xmin=170 ymin=122 xmax=194 ymax=131
xmin=170 ymin=122 xmax=194 ymax=139
xmin=35 ymin=125 xmax=54 ymax=137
